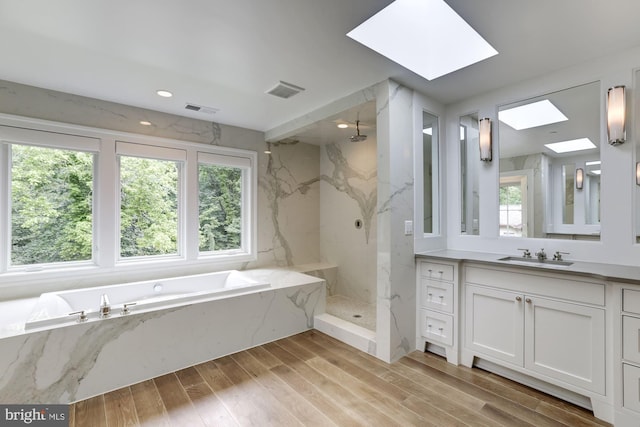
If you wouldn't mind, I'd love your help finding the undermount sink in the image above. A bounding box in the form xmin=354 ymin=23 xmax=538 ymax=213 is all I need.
xmin=498 ymin=256 xmax=573 ymax=267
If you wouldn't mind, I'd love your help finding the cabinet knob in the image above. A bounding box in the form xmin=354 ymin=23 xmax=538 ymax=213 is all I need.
xmin=525 ymin=298 xmax=532 ymax=304
xmin=427 ymin=324 xmax=432 ymax=328
xmin=515 ymin=296 xmax=522 ymax=302
xmin=438 ymin=270 xmax=444 ymax=275
xmin=439 ymin=295 xmax=444 ymax=299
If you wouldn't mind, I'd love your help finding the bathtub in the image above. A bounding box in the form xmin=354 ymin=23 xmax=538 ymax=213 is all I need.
xmin=25 ymin=270 xmax=270 ymax=331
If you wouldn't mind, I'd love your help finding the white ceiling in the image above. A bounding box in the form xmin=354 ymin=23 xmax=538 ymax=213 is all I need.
xmin=2 ymin=0 xmax=640 ymax=134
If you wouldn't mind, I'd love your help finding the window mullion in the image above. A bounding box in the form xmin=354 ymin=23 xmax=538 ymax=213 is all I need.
xmin=0 ymin=143 xmax=9 ymax=272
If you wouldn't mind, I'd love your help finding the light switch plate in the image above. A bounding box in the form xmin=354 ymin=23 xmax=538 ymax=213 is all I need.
xmin=404 ymin=220 xmax=413 ymax=236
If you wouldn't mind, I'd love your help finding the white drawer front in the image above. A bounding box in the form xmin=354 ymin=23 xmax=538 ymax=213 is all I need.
xmin=623 ymin=315 xmax=640 ymax=364
xmin=420 ymin=309 xmax=453 ymax=346
xmin=420 ymin=261 xmax=454 ymax=282
xmin=624 ymin=289 xmax=640 ymax=315
xmin=624 ymin=363 xmax=640 ymax=413
xmin=421 ymin=280 xmax=454 ymax=313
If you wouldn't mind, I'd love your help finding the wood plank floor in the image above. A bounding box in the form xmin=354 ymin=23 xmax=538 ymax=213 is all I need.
xmin=70 ymin=330 xmax=611 ymax=427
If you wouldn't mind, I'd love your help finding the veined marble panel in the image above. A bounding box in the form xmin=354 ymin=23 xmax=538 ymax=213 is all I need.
xmin=0 ymin=269 xmax=324 ymax=404
xmin=320 ymin=138 xmax=377 ymax=304
xmin=375 ymin=80 xmax=416 ymax=363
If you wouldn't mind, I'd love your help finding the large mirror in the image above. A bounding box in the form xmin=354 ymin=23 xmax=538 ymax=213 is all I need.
xmin=460 ymin=113 xmax=480 ymax=235
xmin=422 ymin=111 xmax=439 ymax=234
xmin=498 ymin=81 xmax=601 ymax=240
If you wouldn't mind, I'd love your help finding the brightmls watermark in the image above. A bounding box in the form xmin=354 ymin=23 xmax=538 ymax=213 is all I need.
xmin=1 ymin=405 xmax=68 ymax=426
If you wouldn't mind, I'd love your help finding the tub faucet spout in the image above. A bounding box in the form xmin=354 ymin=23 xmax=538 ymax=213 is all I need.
xmin=100 ymin=293 xmax=111 ymax=318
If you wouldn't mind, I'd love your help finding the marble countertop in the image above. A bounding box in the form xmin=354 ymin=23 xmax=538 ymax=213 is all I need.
xmin=416 ymin=249 xmax=640 ymax=284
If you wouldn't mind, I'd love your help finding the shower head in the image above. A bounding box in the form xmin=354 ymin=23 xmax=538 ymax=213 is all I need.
xmin=350 ymin=120 xmax=367 ymax=142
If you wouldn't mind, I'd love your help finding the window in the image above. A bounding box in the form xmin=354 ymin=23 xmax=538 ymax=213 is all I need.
xmin=119 ymin=156 xmax=180 ymax=258
xmin=499 ymin=174 xmax=529 ymax=237
xmin=11 ymin=144 xmax=94 ymax=265
xmin=198 ymin=153 xmax=251 ymax=256
xmin=0 ymin=122 xmax=256 ymax=279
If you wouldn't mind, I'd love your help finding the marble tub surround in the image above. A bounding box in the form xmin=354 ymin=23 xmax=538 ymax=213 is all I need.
xmin=0 ymin=269 xmax=325 ymax=404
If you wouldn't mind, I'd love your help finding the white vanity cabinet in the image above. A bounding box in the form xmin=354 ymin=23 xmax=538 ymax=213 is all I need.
xmin=463 ymin=265 xmax=606 ymax=395
xmin=417 ymin=259 xmax=459 ymax=363
xmin=621 ymin=288 xmax=640 ymax=416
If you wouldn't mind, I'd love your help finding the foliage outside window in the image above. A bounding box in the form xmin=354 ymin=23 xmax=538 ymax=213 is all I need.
xmin=199 ymin=164 xmax=242 ymax=252
xmin=1 ymin=123 xmax=256 ymax=276
xmin=11 ymin=144 xmax=93 ymax=265
xmin=119 ymin=156 xmax=180 ymax=258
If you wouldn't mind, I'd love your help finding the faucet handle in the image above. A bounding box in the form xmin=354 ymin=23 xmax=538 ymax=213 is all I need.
xmin=122 ymin=302 xmax=137 ymax=315
xmin=68 ymin=310 xmax=88 ymax=323
xmin=517 ymin=248 xmax=531 ymax=258
xmin=553 ymin=251 xmax=570 ymax=261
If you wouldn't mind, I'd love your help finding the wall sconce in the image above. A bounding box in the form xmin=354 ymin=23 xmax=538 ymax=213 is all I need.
xmin=607 ymin=85 xmax=626 ymax=145
xmin=576 ymin=168 xmax=584 ymax=190
xmin=479 ymin=117 xmax=492 ymax=162
xmin=636 ymin=162 xmax=640 ymax=186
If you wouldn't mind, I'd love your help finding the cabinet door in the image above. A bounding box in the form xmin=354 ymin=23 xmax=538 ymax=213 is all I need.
xmin=465 ymin=285 xmax=524 ymax=366
xmin=524 ymin=296 xmax=605 ymax=394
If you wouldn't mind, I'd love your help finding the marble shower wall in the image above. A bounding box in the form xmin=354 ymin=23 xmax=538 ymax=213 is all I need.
xmin=0 ymin=80 xmax=321 ymax=289
xmin=375 ymin=80 xmax=417 ymax=363
xmin=319 ymin=137 xmax=377 ymax=304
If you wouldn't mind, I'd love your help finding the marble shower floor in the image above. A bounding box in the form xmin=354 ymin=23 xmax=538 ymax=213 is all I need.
xmin=326 ymin=294 xmax=376 ymax=331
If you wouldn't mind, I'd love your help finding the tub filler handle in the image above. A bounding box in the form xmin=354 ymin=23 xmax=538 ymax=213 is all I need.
xmin=69 ymin=310 xmax=88 ymax=323
xmin=122 ymin=302 xmax=137 ymax=315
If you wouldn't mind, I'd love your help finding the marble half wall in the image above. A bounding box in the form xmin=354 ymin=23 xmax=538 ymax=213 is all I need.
xmin=0 ymin=80 xmax=321 ymax=295
xmin=319 ymin=138 xmax=377 ymax=304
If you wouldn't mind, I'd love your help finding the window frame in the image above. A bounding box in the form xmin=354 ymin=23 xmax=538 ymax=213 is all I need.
xmin=0 ymin=114 xmax=257 ymax=291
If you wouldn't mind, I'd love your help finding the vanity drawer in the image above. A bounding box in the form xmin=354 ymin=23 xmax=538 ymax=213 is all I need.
xmin=624 ymin=363 xmax=640 ymax=413
xmin=623 ymin=289 xmax=640 ymax=315
xmin=623 ymin=316 xmax=640 ymax=364
xmin=421 ymin=279 xmax=454 ymax=313
xmin=420 ymin=309 xmax=453 ymax=346
xmin=420 ymin=261 xmax=454 ymax=282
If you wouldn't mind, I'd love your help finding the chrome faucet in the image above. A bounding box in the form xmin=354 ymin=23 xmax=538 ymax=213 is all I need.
xmin=553 ymin=251 xmax=570 ymax=261
xmin=100 ymin=293 xmax=111 ymax=318
xmin=535 ymin=248 xmax=547 ymax=261
xmin=517 ymin=248 xmax=531 ymax=258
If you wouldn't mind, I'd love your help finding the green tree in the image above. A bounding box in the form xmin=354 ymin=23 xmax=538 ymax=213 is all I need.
xmin=199 ymin=164 xmax=242 ymax=251
xmin=11 ymin=145 xmax=93 ymax=265
xmin=119 ymin=156 xmax=179 ymax=257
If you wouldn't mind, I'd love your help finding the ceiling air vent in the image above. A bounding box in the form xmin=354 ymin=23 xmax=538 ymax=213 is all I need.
xmin=184 ymin=103 xmax=219 ymax=115
xmin=266 ymin=81 xmax=305 ymax=99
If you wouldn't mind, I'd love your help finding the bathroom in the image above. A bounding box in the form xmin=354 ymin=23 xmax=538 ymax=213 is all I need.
xmin=5 ymin=2 xmax=640 ymax=424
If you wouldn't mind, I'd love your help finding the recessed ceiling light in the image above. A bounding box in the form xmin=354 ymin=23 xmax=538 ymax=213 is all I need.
xmin=590 ymin=170 xmax=601 ymax=175
xmin=139 ymin=121 xmax=152 ymax=126
xmin=585 ymin=160 xmax=601 ymax=166
xmin=337 ymin=123 xmax=349 ymax=129
xmin=347 ymin=0 xmax=497 ymax=80
xmin=156 ymin=90 xmax=173 ymax=98
xmin=499 ymin=100 xmax=568 ymax=130
xmin=423 ymin=128 xmax=432 ymax=135
xmin=544 ymin=138 xmax=596 ymax=154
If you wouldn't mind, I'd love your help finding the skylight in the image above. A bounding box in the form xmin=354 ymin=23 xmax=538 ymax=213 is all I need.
xmin=544 ymin=138 xmax=596 ymax=154
xmin=499 ymin=100 xmax=568 ymax=130
xmin=347 ymin=0 xmax=498 ymax=80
